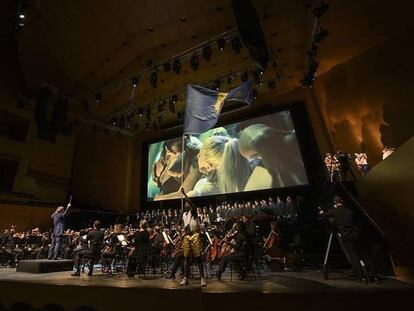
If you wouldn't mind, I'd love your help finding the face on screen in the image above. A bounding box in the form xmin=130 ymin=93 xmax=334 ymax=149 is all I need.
xmin=147 ymin=110 xmax=308 ymax=201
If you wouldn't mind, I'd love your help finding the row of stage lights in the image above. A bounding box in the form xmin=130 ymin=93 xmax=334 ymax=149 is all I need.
xmin=87 ymin=30 xmax=281 ymax=132
xmin=16 ymin=0 xmax=26 ymax=31
xmin=301 ymin=0 xmax=329 ymax=88
xmin=103 ymin=65 xmax=277 ymax=133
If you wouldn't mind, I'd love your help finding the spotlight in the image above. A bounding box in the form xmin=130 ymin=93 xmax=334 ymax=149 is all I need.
xmin=202 ymin=45 xmax=212 ymax=62
xmin=145 ymin=122 xmax=150 ymax=131
xmin=95 ymin=93 xmax=102 ymax=103
xmin=300 ymin=75 xmax=314 ymax=88
xmin=190 ymin=54 xmax=199 ymax=71
xmin=231 ymin=37 xmax=242 ymax=54
xmin=171 ymin=95 xmax=178 ymax=103
xmin=267 ymin=80 xmax=276 ymax=90
xmin=169 ymin=100 xmax=175 ymax=113
xmin=173 ymin=59 xmax=181 ymax=74
xmin=131 ymin=77 xmax=139 ymax=87
xmin=150 ymin=71 xmax=158 ymax=88
xmin=110 ymin=116 xmax=118 ymax=126
xmin=253 ymin=70 xmax=261 ymax=85
xmin=252 ymin=89 xmax=258 ymax=100
xmin=163 ymin=62 xmax=171 ymax=72
xmin=308 ymin=61 xmax=319 ymax=76
xmin=217 ymin=38 xmax=225 ymax=51
xmin=314 ymin=28 xmax=328 ymax=44
xmin=213 ymin=79 xmax=220 ymax=91
xmin=17 ymin=12 xmax=25 ymax=30
xmin=137 ymin=107 xmax=144 ymax=117
xmin=241 ymin=71 xmax=249 ymax=82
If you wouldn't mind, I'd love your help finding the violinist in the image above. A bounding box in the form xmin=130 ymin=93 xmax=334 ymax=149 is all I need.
xmin=180 ymin=188 xmax=207 ymax=287
xmin=71 ymin=220 xmax=104 ymax=277
xmin=126 ymin=220 xmax=150 ymax=277
xmin=0 ymin=226 xmax=22 ymax=267
xmin=166 ymin=227 xmax=186 ymax=279
xmin=101 ymin=224 xmax=123 ymax=272
xmin=25 ymin=228 xmax=43 ymax=259
xmin=215 ymin=221 xmax=249 ymax=280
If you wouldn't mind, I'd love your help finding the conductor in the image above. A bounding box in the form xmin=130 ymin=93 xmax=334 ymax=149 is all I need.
xmin=48 ymin=201 xmax=71 ymax=260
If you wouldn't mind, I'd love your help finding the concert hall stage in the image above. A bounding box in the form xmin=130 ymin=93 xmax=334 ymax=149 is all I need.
xmin=0 ymin=268 xmax=413 ymax=311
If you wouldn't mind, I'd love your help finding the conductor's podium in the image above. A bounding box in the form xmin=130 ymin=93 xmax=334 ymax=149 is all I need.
xmin=17 ymin=259 xmax=74 ymax=273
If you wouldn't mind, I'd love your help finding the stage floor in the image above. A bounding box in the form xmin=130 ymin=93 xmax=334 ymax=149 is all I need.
xmin=0 ymin=267 xmax=413 ymax=310
xmin=0 ymin=267 xmax=412 ymax=292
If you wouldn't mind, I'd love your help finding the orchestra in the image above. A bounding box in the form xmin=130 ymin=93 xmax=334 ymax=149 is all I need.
xmin=0 ymin=194 xmax=303 ymax=285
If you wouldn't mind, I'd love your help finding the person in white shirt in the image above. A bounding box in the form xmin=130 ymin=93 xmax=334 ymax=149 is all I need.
xmin=180 ymin=189 xmax=206 ymax=287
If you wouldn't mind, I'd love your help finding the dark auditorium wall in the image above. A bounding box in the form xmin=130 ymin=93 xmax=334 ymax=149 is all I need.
xmin=0 ymin=24 xmax=76 ymax=204
xmin=70 ymin=126 xmax=142 ymax=214
xmin=312 ymin=38 xmax=414 ymax=166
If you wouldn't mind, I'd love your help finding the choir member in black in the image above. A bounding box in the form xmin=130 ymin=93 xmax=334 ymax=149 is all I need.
xmin=0 ymin=227 xmax=22 ymax=267
xmin=127 ymin=220 xmax=150 ymax=277
xmin=275 ymin=196 xmax=285 ymax=219
xmin=71 ymin=220 xmax=104 ymax=277
xmin=320 ymin=196 xmax=376 ymax=282
xmin=215 ymin=221 xmax=249 ymax=280
xmin=285 ymin=196 xmax=298 ymax=220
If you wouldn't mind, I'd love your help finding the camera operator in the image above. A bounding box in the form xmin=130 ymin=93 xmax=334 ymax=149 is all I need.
xmin=319 ymin=196 xmax=378 ymax=282
xmin=336 ymin=150 xmax=356 ymax=181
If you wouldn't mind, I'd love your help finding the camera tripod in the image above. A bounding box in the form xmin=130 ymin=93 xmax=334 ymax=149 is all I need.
xmin=322 ymin=228 xmax=353 ymax=280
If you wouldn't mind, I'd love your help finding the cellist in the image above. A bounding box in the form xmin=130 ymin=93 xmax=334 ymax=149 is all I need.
xmin=215 ymin=221 xmax=249 ymax=280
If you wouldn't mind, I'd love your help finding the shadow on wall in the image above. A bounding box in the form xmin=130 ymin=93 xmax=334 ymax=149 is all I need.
xmin=315 ymin=38 xmax=414 ymax=166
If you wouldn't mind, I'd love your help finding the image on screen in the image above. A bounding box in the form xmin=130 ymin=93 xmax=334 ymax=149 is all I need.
xmin=147 ymin=110 xmax=308 ymax=201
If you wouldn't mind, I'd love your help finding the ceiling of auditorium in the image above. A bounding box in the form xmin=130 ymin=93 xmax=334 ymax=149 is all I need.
xmin=8 ymin=0 xmax=411 ymax=131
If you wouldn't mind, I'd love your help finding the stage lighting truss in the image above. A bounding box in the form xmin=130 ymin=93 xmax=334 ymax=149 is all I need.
xmin=302 ymin=0 xmax=329 ymax=88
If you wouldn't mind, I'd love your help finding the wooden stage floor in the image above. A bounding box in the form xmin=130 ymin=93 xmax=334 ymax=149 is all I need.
xmin=0 ymin=267 xmax=413 ymax=311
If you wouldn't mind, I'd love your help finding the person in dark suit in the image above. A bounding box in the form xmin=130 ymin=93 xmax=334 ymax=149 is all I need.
xmin=48 ymin=202 xmax=71 ymax=260
xmin=320 ymin=196 xmax=376 ymax=282
xmin=71 ymin=220 xmax=104 ymax=277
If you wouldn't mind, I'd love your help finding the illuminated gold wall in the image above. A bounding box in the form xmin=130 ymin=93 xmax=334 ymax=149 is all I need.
xmin=313 ymin=38 xmax=414 ymax=165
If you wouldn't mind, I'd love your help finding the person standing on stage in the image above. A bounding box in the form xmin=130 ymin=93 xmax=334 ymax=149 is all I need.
xmin=48 ymin=202 xmax=71 ymax=260
xmin=180 ymin=188 xmax=206 ymax=287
